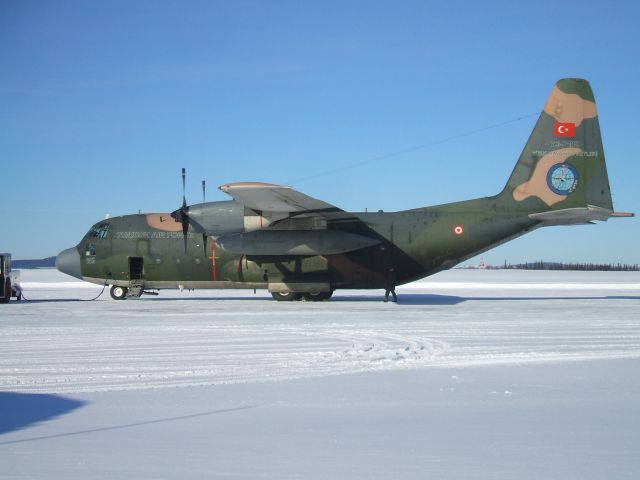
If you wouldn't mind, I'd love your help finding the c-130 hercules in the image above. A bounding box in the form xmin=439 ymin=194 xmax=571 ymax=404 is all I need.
xmin=57 ymin=79 xmax=633 ymax=302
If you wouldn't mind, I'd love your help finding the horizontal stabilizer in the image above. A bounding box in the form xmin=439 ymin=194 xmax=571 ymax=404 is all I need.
xmin=217 ymin=229 xmax=380 ymax=256
xmin=528 ymin=205 xmax=629 ymax=226
xmin=609 ymin=211 xmax=635 ymax=218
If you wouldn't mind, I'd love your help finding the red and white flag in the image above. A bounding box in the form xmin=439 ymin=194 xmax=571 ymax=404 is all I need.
xmin=555 ymin=122 xmax=576 ymax=137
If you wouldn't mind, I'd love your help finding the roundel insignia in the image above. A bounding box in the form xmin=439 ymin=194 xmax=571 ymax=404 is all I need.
xmin=546 ymin=163 xmax=579 ymax=195
xmin=453 ymin=225 xmax=464 ymax=236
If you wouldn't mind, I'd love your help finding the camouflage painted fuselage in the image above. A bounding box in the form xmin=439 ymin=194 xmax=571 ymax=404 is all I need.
xmin=58 ymin=78 xmax=630 ymax=297
xmin=77 ymin=195 xmax=538 ymax=291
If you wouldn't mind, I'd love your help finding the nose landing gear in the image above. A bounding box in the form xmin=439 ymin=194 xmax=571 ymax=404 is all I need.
xmin=110 ymin=285 xmax=128 ymax=300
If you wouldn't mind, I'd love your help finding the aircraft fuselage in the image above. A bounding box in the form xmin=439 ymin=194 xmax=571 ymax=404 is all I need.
xmin=58 ymin=195 xmax=538 ymax=295
xmin=56 ymin=79 xmax=630 ymax=301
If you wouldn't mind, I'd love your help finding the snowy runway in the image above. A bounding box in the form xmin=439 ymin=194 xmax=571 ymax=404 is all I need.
xmin=1 ymin=270 xmax=639 ymax=479
xmin=3 ymin=270 xmax=639 ymax=394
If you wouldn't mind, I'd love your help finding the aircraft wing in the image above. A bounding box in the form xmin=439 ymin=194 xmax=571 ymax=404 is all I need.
xmin=216 ymin=182 xmax=377 ymax=255
xmin=219 ymin=182 xmax=353 ymax=219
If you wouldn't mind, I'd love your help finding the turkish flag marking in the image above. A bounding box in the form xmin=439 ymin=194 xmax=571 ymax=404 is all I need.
xmin=555 ymin=122 xmax=576 ymax=137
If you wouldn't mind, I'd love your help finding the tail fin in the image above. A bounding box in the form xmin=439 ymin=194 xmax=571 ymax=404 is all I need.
xmin=500 ymin=78 xmax=617 ymax=223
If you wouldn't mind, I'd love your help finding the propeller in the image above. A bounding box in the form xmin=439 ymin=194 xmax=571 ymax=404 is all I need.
xmin=170 ymin=168 xmax=210 ymax=256
xmin=171 ymin=167 xmax=191 ymax=254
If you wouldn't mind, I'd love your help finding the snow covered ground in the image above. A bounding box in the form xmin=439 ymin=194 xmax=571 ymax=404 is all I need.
xmin=1 ymin=269 xmax=639 ymax=479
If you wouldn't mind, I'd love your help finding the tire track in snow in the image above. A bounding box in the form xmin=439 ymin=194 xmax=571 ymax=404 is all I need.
xmin=2 ymin=273 xmax=639 ymax=393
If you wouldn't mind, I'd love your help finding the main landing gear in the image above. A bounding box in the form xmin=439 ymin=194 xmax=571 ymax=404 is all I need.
xmin=270 ymin=290 xmax=334 ymax=302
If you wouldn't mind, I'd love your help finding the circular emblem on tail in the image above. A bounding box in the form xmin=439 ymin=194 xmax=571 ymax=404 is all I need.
xmin=546 ymin=163 xmax=579 ymax=195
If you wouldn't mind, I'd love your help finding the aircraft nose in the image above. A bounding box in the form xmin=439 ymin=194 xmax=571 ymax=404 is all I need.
xmin=56 ymin=247 xmax=82 ymax=279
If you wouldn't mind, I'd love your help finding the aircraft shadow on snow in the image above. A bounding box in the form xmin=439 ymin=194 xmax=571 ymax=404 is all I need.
xmin=0 ymin=399 xmax=253 ymax=445
xmin=14 ymin=294 xmax=640 ymax=305
xmin=0 ymin=392 xmax=86 ymax=437
xmin=333 ymin=294 xmax=640 ymax=305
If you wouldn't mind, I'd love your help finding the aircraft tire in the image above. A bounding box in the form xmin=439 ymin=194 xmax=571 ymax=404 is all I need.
xmin=0 ymin=279 xmax=10 ymax=303
xmin=271 ymin=291 xmax=302 ymax=301
xmin=303 ymin=290 xmax=334 ymax=301
xmin=110 ymin=285 xmax=128 ymax=300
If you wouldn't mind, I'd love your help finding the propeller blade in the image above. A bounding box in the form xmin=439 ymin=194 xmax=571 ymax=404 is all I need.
xmin=176 ymin=167 xmax=188 ymax=254
xmin=181 ymin=217 xmax=189 ymax=254
xmin=181 ymin=167 xmax=187 ymax=209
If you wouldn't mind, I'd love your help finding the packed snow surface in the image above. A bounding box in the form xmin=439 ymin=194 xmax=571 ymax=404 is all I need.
xmin=1 ymin=269 xmax=639 ymax=479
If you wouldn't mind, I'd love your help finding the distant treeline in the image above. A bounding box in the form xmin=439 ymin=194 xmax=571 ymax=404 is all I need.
xmin=504 ymin=261 xmax=639 ymax=271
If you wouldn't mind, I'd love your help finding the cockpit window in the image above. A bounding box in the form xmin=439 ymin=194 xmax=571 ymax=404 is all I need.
xmin=88 ymin=223 xmax=111 ymax=239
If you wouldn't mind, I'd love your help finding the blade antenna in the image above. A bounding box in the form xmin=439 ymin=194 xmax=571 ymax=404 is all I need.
xmin=202 ymin=180 xmax=206 ymax=203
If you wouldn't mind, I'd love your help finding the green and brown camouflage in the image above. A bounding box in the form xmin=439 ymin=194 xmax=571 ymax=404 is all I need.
xmin=56 ymin=79 xmax=633 ymax=301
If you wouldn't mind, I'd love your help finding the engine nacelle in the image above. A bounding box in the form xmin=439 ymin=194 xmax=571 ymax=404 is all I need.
xmin=185 ymin=200 xmax=289 ymax=236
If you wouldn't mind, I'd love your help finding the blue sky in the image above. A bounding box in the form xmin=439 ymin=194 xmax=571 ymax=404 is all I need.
xmin=1 ymin=0 xmax=639 ymax=263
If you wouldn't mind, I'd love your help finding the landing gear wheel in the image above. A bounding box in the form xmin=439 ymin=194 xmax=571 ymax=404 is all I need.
xmin=271 ymin=291 xmax=302 ymax=301
xmin=110 ymin=285 xmax=128 ymax=300
xmin=303 ymin=290 xmax=334 ymax=301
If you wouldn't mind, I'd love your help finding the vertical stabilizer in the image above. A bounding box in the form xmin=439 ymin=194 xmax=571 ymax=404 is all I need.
xmin=501 ymin=79 xmax=613 ymax=214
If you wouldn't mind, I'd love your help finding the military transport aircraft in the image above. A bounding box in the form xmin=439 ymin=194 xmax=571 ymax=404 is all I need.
xmin=56 ymin=79 xmax=633 ymax=302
